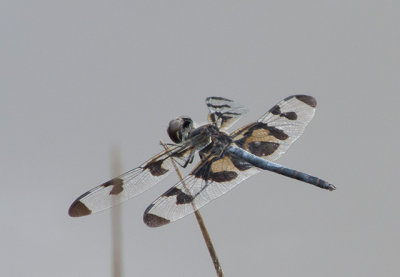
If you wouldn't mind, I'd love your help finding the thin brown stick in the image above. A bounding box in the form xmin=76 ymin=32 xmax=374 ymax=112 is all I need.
xmin=161 ymin=141 xmax=224 ymax=277
xmin=111 ymin=147 xmax=123 ymax=277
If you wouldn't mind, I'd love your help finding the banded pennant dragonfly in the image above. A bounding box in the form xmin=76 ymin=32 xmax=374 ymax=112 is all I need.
xmin=69 ymin=95 xmax=335 ymax=227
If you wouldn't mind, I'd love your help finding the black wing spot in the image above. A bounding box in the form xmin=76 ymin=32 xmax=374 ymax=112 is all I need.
xmin=143 ymin=160 xmax=168 ymax=176
xmin=210 ymin=171 xmax=238 ymax=182
xmin=165 ymin=187 xmax=194 ymax=205
xmin=266 ymin=126 xmax=289 ymax=140
xmin=68 ymin=200 xmax=92 ymax=217
xmin=269 ymin=105 xmax=281 ymax=115
xmin=295 ymin=95 xmax=317 ymax=108
xmin=208 ymin=96 xmax=233 ymax=102
xmin=270 ymin=104 xmax=297 ymax=120
xmin=281 ymin=111 xmax=297 ymax=120
xmin=207 ymin=104 xmax=231 ymax=109
xmin=248 ymin=141 xmax=279 ymax=156
xmin=103 ymin=178 xmax=124 ymax=195
xmin=143 ymin=211 xmax=170 ymax=227
xmin=231 ymin=156 xmax=253 ymax=171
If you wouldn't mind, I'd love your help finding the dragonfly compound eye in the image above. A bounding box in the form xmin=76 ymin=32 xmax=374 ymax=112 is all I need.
xmin=167 ymin=116 xmax=193 ymax=143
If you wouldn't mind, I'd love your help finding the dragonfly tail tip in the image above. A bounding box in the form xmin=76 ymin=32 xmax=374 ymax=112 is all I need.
xmin=327 ymin=184 xmax=336 ymax=191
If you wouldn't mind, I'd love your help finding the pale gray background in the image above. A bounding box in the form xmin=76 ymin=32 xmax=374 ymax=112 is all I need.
xmin=1 ymin=1 xmax=399 ymax=276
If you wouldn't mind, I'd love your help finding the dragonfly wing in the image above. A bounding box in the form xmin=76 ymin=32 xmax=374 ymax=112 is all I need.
xmin=230 ymin=95 xmax=316 ymax=161
xmin=69 ymin=143 xmax=195 ymax=217
xmin=206 ymin=96 xmax=248 ymax=131
xmin=143 ymin=152 xmax=259 ymax=227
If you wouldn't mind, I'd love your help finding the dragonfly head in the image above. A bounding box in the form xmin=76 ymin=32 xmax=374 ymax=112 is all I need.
xmin=167 ymin=116 xmax=194 ymax=143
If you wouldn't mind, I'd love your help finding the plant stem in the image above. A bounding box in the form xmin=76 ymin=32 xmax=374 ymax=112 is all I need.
xmin=161 ymin=141 xmax=224 ymax=277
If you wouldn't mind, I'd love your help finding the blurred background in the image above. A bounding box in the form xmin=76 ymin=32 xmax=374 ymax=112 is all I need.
xmin=1 ymin=1 xmax=399 ymax=276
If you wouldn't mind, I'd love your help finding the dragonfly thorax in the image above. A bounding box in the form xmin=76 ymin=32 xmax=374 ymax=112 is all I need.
xmin=191 ymin=124 xmax=233 ymax=159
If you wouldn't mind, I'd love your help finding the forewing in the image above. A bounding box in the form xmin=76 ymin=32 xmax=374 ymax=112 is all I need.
xmin=69 ymin=144 xmax=194 ymax=217
xmin=206 ymin=96 xmax=248 ymax=130
xmin=143 ymin=153 xmax=259 ymax=227
xmin=230 ymin=95 xmax=316 ymax=161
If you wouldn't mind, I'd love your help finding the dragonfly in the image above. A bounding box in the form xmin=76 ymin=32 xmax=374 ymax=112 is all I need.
xmin=69 ymin=95 xmax=335 ymax=227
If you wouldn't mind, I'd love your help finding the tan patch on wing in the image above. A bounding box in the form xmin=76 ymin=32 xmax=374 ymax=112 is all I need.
xmin=248 ymin=128 xmax=280 ymax=142
xmin=210 ymin=156 xmax=237 ymax=173
xmin=232 ymin=123 xmax=286 ymax=158
xmin=207 ymin=156 xmax=238 ymax=182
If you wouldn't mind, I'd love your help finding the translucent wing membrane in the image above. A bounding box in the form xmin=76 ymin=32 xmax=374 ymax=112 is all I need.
xmin=70 ymin=94 xmax=329 ymax=227
xmin=69 ymin=143 xmax=195 ymax=217
xmin=206 ymin=96 xmax=248 ymax=130
xmin=230 ymin=95 xmax=316 ymax=161
xmin=144 ymin=152 xmax=259 ymax=227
